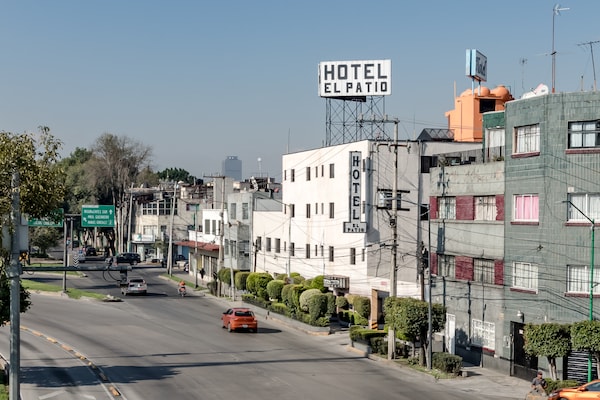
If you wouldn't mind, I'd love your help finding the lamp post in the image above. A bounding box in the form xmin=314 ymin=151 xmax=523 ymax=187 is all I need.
xmin=167 ymin=181 xmax=178 ymax=276
xmin=563 ymin=200 xmax=595 ymax=382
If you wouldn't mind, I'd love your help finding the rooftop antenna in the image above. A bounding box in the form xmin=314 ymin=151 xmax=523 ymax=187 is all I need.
xmin=578 ymin=40 xmax=600 ymax=91
xmin=519 ymin=57 xmax=528 ymax=92
xmin=552 ymin=4 xmax=570 ymax=93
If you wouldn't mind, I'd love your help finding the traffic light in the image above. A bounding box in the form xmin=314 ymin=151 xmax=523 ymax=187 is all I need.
xmin=19 ymin=250 xmax=30 ymax=265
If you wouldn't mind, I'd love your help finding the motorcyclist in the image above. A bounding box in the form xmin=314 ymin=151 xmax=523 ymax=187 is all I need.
xmin=178 ymin=280 xmax=187 ymax=295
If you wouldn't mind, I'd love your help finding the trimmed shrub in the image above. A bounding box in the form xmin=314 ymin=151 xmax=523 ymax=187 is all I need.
xmin=289 ymin=284 xmax=306 ymax=312
xmin=290 ymin=272 xmax=305 ymax=284
xmin=336 ymin=296 xmax=349 ymax=310
xmin=545 ymin=379 xmax=580 ymax=394
xmin=246 ymin=272 xmax=259 ymax=295
xmin=269 ymin=302 xmax=288 ymax=316
xmin=299 ymin=288 xmax=322 ymax=312
xmin=281 ymin=284 xmax=294 ymax=307
xmin=308 ymin=293 xmax=328 ymax=322
xmin=235 ymin=271 xmax=250 ymax=291
xmin=218 ymin=267 xmax=232 ymax=285
xmin=353 ymin=296 xmax=371 ymax=320
xmin=310 ymin=275 xmax=326 ymax=292
xmin=339 ymin=310 xmax=368 ymax=326
xmin=432 ymin=352 xmax=462 ymax=375
xmin=325 ymin=292 xmax=335 ymax=316
xmin=266 ymin=279 xmax=285 ymax=301
xmin=346 ymin=294 xmax=359 ymax=307
xmin=255 ymin=272 xmax=274 ymax=295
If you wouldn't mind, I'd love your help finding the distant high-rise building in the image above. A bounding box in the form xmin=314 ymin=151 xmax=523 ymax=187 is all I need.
xmin=222 ymin=156 xmax=242 ymax=181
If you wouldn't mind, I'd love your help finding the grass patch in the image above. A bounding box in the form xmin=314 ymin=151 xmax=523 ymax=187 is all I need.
xmin=21 ymin=280 xmax=107 ymax=300
xmin=391 ymin=357 xmax=456 ymax=380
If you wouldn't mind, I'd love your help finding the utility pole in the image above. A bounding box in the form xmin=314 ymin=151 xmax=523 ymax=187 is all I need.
xmin=359 ymin=115 xmax=406 ymax=360
xmin=205 ymin=175 xmax=228 ymax=297
xmin=578 ymin=40 xmax=600 ymax=91
xmin=9 ymin=172 xmax=22 ymax=400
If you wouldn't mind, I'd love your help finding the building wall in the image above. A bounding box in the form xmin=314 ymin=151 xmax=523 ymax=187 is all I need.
xmin=429 ymin=161 xmax=506 ymax=366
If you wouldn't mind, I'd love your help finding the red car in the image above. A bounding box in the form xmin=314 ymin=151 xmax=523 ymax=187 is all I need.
xmin=221 ymin=307 xmax=258 ymax=333
xmin=548 ymin=379 xmax=600 ymax=400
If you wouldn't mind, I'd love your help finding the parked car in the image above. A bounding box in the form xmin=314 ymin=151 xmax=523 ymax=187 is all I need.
xmin=548 ymin=380 xmax=600 ymax=400
xmin=121 ymin=277 xmax=147 ymax=295
xmin=221 ymin=307 xmax=258 ymax=333
xmin=85 ymin=246 xmax=97 ymax=256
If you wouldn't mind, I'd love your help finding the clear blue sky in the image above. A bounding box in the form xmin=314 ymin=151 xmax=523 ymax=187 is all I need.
xmin=2 ymin=1 xmax=598 ymax=182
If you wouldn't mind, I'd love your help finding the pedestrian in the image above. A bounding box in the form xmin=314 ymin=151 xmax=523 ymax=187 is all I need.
xmin=530 ymin=370 xmax=547 ymax=394
xmin=200 ymin=268 xmax=205 ymax=281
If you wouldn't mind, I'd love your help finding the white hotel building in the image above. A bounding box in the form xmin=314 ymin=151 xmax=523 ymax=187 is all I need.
xmin=252 ymin=136 xmax=480 ymax=325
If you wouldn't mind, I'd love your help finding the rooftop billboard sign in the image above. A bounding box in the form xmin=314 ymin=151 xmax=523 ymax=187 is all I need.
xmin=465 ymin=49 xmax=487 ymax=82
xmin=318 ymin=59 xmax=391 ymax=98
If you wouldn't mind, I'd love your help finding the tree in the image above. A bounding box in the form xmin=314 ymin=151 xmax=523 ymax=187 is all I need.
xmin=157 ymin=168 xmax=196 ymax=184
xmin=524 ymin=323 xmax=571 ymax=380
xmin=29 ymin=227 xmax=62 ymax=256
xmin=86 ymin=133 xmax=153 ymax=254
xmin=571 ymin=320 xmax=600 ymax=379
xmin=0 ymin=128 xmax=66 ymax=326
xmin=384 ymin=297 xmax=446 ymax=366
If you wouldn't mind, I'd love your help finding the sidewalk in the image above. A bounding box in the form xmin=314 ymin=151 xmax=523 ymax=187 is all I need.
xmin=168 ymin=270 xmax=532 ymax=399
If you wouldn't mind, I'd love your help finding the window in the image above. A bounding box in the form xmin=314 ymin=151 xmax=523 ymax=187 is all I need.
xmin=438 ymin=197 xmax=456 ymax=220
xmin=514 ymin=194 xmax=539 ymax=222
xmin=288 ymin=204 xmax=295 ymax=218
xmin=320 ymin=245 xmax=324 ymax=257
xmin=472 ymin=319 xmax=495 ymax=350
xmin=329 ymin=163 xmax=335 ymax=178
xmin=256 ymin=236 xmax=262 ymax=251
xmin=315 ymin=203 xmax=318 ymax=215
xmin=229 ymin=203 xmax=237 ymax=220
xmin=329 ymin=202 xmax=335 ymax=219
xmin=290 ymin=243 xmax=295 ymax=257
xmin=329 ymin=246 xmax=334 ymax=262
xmin=306 ymin=204 xmax=311 ymax=218
xmin=315 ymin=166 xmax=318 ymax=178
xmin=321 ymin=165 xmax=324 ymax=177
xmin=284 ymin=169 xmax=287 ymax=181
xmin=204 ymin=219 xmax=210 ymax=234
xmin=305 ymin=244 xmax=310 ymax=259
xmin=266 ymin=238 xmax=271 ymax=252
xmin=361 ymin=248 xmax=365 ymax=262
xmin=474 ymin=259 xmax=495 ymax=284
xmin=514 ymin=124 xmax=540 ymax=154
xmin=212 ymin=220 xmax=217 ymax=235
xmin=438 ymin=255 xmax=455 ymax=278
xmin=475 ymin=196 xmax=496 ymax=221
xmin=290 ymin=169 xmax=295 ymax=182
xmin=306 ymin=166 xmax=311 ymax=181
xmin=350 ymin=248 xmax=356 ymax=265
xmin=567 ymin=265 xmax=600 ymax=294
xmin=224 ymin=239 xmax=229 ymax=255
xmin=512 ymin=262 xmax=538 ymax=291
xmin=567 ymin=193 xmax=600 ymax=222
xmin=242 ymin=203 xmax=249 ymax=220
xmin=275 ymin=238 xmax=280 ymax=253
xmin=568 ymin=120 xmax=600 ymax=149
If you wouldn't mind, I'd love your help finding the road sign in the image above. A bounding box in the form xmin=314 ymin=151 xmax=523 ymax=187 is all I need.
xmin=28 ymin=209 xmax=64 ymax=227
xmin=81 ymin=205 xmax=115 ymax=227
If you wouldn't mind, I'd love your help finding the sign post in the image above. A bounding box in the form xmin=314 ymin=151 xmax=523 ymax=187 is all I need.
xmin=81 ymin=205 xmax=115 ymax=228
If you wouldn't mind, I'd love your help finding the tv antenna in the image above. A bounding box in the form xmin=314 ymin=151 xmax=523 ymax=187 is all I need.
xmin=519 ymin=57 xmax=528 ymax=92
xmin=578 ymin=40 xmax=600 ymax=91
xmin=552 ymin=4 xmax=570 ymax=93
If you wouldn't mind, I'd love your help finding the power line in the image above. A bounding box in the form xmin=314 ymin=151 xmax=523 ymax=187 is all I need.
xmin=578 ymin=40 xmax=600 ymax=91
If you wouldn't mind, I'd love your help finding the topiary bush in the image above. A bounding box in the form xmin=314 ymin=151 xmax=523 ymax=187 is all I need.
xmin=299 ymin=288 xmax=322 ymax=312
xmin=336 ymin=296 xmax=349 ymax=310
xmin=218 ymin=267 xmax=232 ymax=285
xmin=254 ymin=272 xmax=274 ymax=296
xmin=290 ymin=272 xmax=305 ymax=284
xmin=346 ymin=294 xmax=359 ymax=308
xmin=246 ymin=272 xmax=260 ymax=295
xmin=310 ymin=275 xmax=326 ymax=292
xmin=432 ymin=352 xmax=462 ymax=375
xmin=325 ymin=292 xmax=335 ymax=316
xmin=353 ymin=296 xmax=371 ymax=320
xmin=281 ymin=284 xmax=294 ymax=307
xmin=235 ymin=271 xmax=250 ymax=291
xmin=266 ymin=279 xmax=285 ymax=301
xmin=308 ymin=293 xmax=328 ymax=322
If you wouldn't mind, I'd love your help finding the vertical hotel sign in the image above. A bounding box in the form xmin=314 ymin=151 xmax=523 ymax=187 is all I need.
xmin=344 ymin=151 xmax=366 ymax=233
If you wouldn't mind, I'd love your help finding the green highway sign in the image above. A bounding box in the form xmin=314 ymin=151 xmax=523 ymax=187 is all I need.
xmin=81 ymin=205 xmax=115 ymax=227
xmin=28 ymin=209 xmax=64 ymax=227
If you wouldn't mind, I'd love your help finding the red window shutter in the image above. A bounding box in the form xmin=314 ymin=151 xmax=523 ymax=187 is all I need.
xmin=495 ymin=195 xmax=504 ymax=221
xmin=455 ymin=256 xmax=474 ymax=280
xmin=494 ymin=259 xmax=504 ymax=285
xmin=429 ymin=196 xmax=438 ymax=219
xmin=456 ymin=196 xmax=474 ymax=220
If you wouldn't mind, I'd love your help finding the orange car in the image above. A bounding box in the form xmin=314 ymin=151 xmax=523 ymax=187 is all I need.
xmin=221 ymin=307 xmax=258 ymax=333
xmin=548 ymin=379 xmax=600 ymax=400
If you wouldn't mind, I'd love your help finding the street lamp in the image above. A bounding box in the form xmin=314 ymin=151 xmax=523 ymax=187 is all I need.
xmin=167 ymin=181 xmax=183 ymax=276
xmin=563 ymin=199 xmax=595 ymax=382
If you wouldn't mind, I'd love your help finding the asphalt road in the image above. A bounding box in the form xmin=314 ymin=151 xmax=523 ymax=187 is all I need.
xmin=2 ymin=263 xmax=492 ymax=400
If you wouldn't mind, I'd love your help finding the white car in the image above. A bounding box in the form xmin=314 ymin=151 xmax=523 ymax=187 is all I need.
xmin=121 ymin=277 xmax=147 ymax=295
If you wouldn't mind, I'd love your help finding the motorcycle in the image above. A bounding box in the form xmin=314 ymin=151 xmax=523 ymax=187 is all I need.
xmin=178 ymin=286 xmax=187 ymax=297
